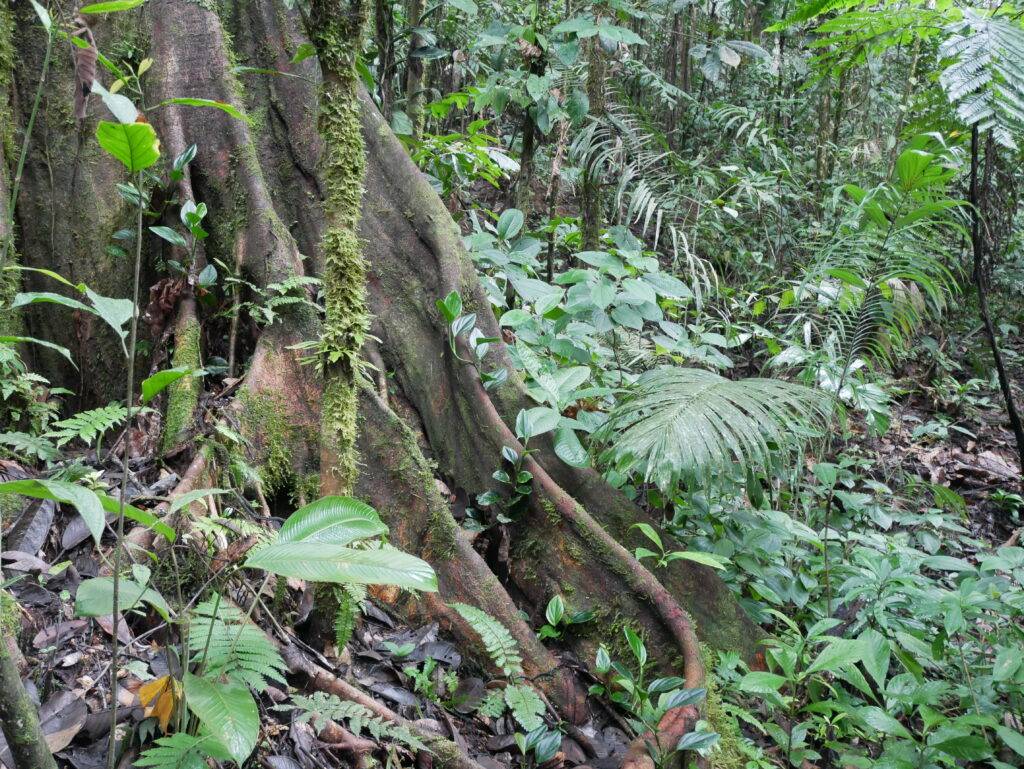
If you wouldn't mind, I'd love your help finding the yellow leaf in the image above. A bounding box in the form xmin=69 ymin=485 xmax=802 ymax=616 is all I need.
xmin=138 ymin=675 xmax=180 ymax=733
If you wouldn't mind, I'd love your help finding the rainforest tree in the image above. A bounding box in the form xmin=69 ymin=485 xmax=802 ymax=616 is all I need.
xmin=1 ymin=1 xmax=1023 ymax=768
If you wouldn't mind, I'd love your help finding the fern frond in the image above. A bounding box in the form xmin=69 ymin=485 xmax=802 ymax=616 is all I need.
xmin=939 ymin=9 xmax=1024 ymax=147
xmin=284 ymin=692 xmax=429 ymax=752
xmin=595 ymin=368 xmax=830 ymax=492
xmin=450 ymin=603 xmax=523 ymax=677
xmin=188 ymin=597 xmax=286 ymax=691
xmin=333 ymin=587 xmax=357 ymax=649
xmin=46 ymin=403 xmax=126 ymax=447
xmin=136 ymin=733 xmax=220 ymax=769
xmin=0 ymin=431 xmax=59 ymax=461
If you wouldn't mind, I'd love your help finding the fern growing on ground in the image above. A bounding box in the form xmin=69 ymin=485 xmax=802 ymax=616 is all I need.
xmin=595 ymin=368 xmax=830 ymax=492
xmin=283 ymin=692 xmax=429 ymax=752
xmin=136 ymin=733 xmax=228 ymax=769
xmin=46 ymin=403 xmax=127 ymax=447
xmin=188 ymin=597 xmax=287 ymax=691
xmin=333 ymin=583 xmax=366 ymax=649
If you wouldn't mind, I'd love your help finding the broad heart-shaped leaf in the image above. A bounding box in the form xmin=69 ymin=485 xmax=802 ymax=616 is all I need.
xmin=244 ymin=542 xmax=438 ymax=592
xmin=276 ymin=496 xmax=388 ymax=545
xmin=96 ymin=120 xmax=160 ymax=172
xmin=183 ymin=673 xmax=258 ymax=765
xmin=75 ymin=576 xmax=171 ymax=621
xmin=85 ymin=288 xmax=134 ymax=355
xmin=0 ymin=479 xmax=175 ymax=541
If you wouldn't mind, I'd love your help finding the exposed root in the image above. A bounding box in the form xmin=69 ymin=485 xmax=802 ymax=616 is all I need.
xmin=356 ymin=385 xmax=589 ymax=721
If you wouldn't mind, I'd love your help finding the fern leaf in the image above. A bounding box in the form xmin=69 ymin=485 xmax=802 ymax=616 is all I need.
xmin=46 ymin=403 xmax=127 ymax=447
xmin=188 ymin=597 xmax=287 ymax=691
xmin=333 ymin=587 xmax=357 ymax=649
xmin=0 ymin=431 xmax=59 ymax=461
xmin=283 ymin=692 xmax=429 ymax=753
xmin=504 ymin=683 xmax=545 ymax=731
xmin=136 ymin=733 xmax=222 ymax=769
xmin=450 ymin=603 xmax=523 ymax=677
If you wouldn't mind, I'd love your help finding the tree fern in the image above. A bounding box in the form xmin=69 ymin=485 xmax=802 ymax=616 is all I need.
xmin=450 ymin=603 xmax=523 ymax=677
xmin=188 ymin=597 xmax=287 ymax=691
xmin=939 ymin=9 xmax=1024 ymax=148
xmin=594 ymin=368 xmax=830 ymax=492
xmin=284 ymin=692 xmax=429 ymax=752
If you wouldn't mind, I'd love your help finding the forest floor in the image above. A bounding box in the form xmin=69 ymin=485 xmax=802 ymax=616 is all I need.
xmin=1 ymin=316 xmax=1020 ymax=769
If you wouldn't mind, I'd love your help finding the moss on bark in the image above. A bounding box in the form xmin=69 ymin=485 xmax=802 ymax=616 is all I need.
xmin=308 ymin=0 xmax=370 ymax=495
xmin=161 ymin=311 xmax=202 ymax=453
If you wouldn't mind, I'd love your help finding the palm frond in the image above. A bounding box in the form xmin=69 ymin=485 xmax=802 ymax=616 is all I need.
xmin=939 ymin=9 xmax=1024 ymax=148
xmin=595 ymin=368 xmax=830 ymax=492
xmin=569 ymin=104 xmax=715 ymax=303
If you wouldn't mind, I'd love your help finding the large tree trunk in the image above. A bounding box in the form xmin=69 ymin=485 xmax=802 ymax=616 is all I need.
xmin=6 ymin=0 xmax=763 ymax=762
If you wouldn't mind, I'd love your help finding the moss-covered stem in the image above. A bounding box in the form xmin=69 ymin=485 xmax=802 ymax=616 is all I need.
xmin=107 ymin=170 xmax=145 ymax=769
xmin=0 ymin=629 xmax=57 ymax=769
xmin=306 ymin=0 xmax=370 ymax=496
xmin=0 ymin=19 xmax=52 ymax=271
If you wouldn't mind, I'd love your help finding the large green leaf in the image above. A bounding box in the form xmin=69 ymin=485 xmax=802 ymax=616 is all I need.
xmin=31 ymin=480 xmax=104 ymax=544
xmin=155 ymin=98 xmax=250 ymax=124
xmin=12 ymin=291 xmax=93 ymax=314
xmin=80 ymin=0 xmax=147 ymax=12
xmin=806 ymin=637 xmax=865 ymax=675
xmin=245 ymin=542 xmax=437 ymax=592
xmin=0 ymin=335 xmax=76 ymax=367
xmin=183 ymin=673 xmax=258 ymax=764
xmin=96 ymin=120 xmax=160 ymax=172
xmin=141 ymin=367 xmax=204 ymax=404
xmin=84 ymin=288 xmax=134 ymax=354
xmin=75 ymin=576 xmax=171 ymax=621
xmin=276 ymin=496 xmax=388 ymax=545
xmin=0 ymin=479 xmax=175 ymax=541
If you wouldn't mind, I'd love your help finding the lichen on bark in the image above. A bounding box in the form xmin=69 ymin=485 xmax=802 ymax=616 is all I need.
xmin=307 ymin=0 xmax=370 ymax=495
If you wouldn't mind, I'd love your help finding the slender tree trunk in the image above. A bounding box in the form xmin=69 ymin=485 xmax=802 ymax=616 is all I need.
xmin=970 ymin=126 xmax=1024 ymax=484
xmin=0 ymin=637 xmax=58 ymax=769
xmin=375 ymin=0 xmax=396 ymax=119
xmin=404 ymin=0 xmax=426 ymax=137
xmin=581 ymin=36 xmax=605 ymax=250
